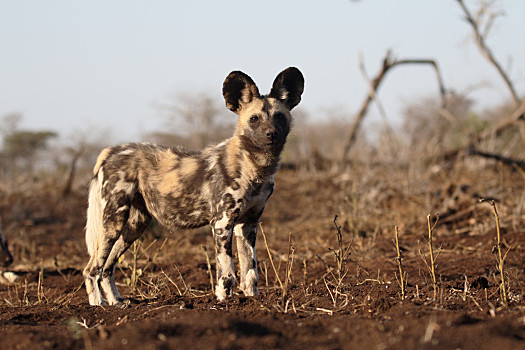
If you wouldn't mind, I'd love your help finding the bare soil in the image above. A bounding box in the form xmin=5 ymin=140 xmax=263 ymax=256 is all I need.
xmin=1 ymin=164 xmax=524 ymax=350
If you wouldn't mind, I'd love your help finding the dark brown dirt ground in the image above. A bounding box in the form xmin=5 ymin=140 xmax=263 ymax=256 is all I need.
xmin=1 ymin=164 xmax=524 ymax=350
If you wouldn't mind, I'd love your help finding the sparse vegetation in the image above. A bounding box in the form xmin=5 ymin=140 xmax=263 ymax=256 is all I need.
xmin=0 ymin=1 xmax=524 ymax=348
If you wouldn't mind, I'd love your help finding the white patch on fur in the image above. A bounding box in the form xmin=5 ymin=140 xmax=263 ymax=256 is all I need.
xmin=278 ymin=89 xmax=288 ymax=100
xmin=242 ymin=269 xmax=259 ymax=296
xmin=215 ymin=283 xmax=227 ymax=301
xmin=100 ymin=276 xmax=120 ymax=305
xmin=87 ymin=274 xmax=106 ymax=306
xmin=118 ymin=149 xmax=135 ymax=156
xmin=217 ymin=250 xmax=234 ymax=273
xmin=215 ymin=212 xmax=230 ymax=230
xmin=115 ymin=206 xmax=130 ymax=214
xmin=215 ymin=273 xmax=235 ymax=301
xmin=111 ymin=179 xmax=135 ymax=196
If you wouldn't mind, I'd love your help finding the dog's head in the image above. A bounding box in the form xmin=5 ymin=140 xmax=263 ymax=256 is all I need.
xmin=223 ymin=67 xmax=304 ymax=152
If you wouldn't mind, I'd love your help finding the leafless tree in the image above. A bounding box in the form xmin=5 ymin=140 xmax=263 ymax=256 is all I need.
xmin=342 ymin=51 xmax=448 ymax=160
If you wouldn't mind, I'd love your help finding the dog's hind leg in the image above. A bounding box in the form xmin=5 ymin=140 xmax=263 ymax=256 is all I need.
xmin=101 ymin=194 xmax=151 ymax=305
xmin=84 ymin=249 xmax=105 ymax=306
xmin=98 ymin=236 xmax=128 ymax=305
xmin=84 ymin=177 xmax=136 ymax=306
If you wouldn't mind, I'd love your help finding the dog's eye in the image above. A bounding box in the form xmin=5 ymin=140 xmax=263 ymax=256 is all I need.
xmin=249 ymin=115 xmax=259 ymax=123
xmin=274 ymin=113 xmax=285 ymax=121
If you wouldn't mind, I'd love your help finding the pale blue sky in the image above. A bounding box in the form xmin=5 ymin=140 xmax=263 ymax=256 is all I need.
xmin=1 ymin=0 xmax=523 ymax=143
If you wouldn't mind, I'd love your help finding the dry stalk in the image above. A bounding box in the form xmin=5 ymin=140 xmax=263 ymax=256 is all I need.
xmin=261 ymin=261 xmax=269 ymax=288
xmin=139 ymin=277 xmax=163 ymax=299
xmin=316 ymin=215 xmax=352 ymax=308
xmin=323 ymin=278 xmax=336 ymax=307
xmin=462 ymin=275 xmax=468 ymax=302
xmin=331 ymin=215 xmax=352 ymax=283
xmin=173 ymin=264 xmax=190 ymax=295
xmin=161 ymin=269 xmax=182 ymax=296
xmin=302 ymin=259 xmax=307 ymax=288
xmin=142 ymin=238 xmax=168 ymax=273
xmin=319 ymin=215 xmax=352 ymax=286
xmin=53 ymin=256 xmax=68 ymax=280
xmin=53 ymin=283 xmax=83 ymax=307
xmin=200 ymin=245 xmax=215 ymax=295
xmin=394 ymin=226 xmax=406 ymax=300
xmin=282 ymin=232 xmax=294 ymax=304
xmin=259 ymin=224 xmax=284 ymax=292
xmin=118 ymin=237 xmax=165 ymax=294
xmin=315 ymin=255 xmax=337 ymax=283
xmin=427 ymin=214 xmax=438 ymax=299
xmin=316 ymin=307 xmax=334 ymax=316
xmin=37 ymin=260 xmax=44 ymax=303
xmin=23 ymin=279 xmax=29 ymax=305
xmin=469 ymin=295 xmax=484 ymax=312
xmin=131 ymin=240 xmax=142 ymax=292
xmin=481 ymin=199 xmax=508 ymax=305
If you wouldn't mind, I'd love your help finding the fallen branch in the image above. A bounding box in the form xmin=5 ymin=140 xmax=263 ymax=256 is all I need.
xmin=443 ymin=100 xmax=525 ymax=162
xmin=469 ymin=147 xmax=525 ymax=171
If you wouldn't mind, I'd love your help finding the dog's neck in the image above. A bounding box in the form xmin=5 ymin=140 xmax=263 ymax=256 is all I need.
xmin=224 ymin=135 xmax=281 ymax=185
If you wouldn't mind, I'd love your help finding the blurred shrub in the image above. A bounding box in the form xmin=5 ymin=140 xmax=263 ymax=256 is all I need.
xmin=145 ymin=92 xmax=234 ymax=150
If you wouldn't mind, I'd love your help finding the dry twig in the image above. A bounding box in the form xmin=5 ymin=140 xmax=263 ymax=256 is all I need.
xmin=259 ymin=224 xmax=284 ymax=292
xmin=480 ymin=199 xmax=508 ymax=305
xmin=427 ymin=214 xmax=438 ymax=299
xmin=456 ymin=0 xmax=520 ymax=105
xmin=394 ymin=226 xmax=406 ymax=300
xmin=200 ymin=245 xmax=215 ymax=295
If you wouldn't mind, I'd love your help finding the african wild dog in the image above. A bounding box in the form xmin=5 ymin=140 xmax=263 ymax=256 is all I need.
xmin=83 ymin=67 xmax=304 ymax=305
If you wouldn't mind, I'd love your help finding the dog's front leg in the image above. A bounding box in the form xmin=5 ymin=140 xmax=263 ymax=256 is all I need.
xmin=234 ymin=222 xmax=259 ymax=296
xmin=212 ymin=218 xmax=236 ymax=301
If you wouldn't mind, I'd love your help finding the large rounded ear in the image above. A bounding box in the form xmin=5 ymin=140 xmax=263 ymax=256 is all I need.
xmin=269 ymin=67 xmax=304 ymax=110
xmin=222 ymin=71 xmax=260 ymax=114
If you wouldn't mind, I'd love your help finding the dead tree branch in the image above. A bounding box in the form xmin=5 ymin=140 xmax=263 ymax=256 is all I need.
xmin=456 ymin=0 xmax=520 ymax=106
xmin=62 ymin=146 xmax=84 ymax=197
xmin=437 ymin=1 xmax=525 ymax=166
xmin=342 ymin=51 xmax=447 ymax=160
xmin=357 ymin=52 xmax=393 ymax=138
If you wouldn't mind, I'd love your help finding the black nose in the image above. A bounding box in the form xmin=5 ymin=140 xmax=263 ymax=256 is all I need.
xmin=266 ymin=131 xmax=277 ymax=144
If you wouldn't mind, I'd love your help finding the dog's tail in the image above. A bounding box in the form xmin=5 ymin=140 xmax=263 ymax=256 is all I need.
xmin=85 ymin=149 xmax=110 ymax=257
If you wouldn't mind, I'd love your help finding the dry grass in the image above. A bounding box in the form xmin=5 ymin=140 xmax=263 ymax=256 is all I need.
xmin=0 ymin=114 xmax=524 ymax=318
